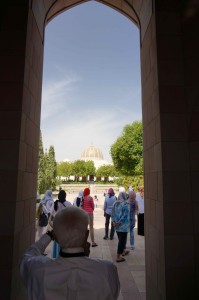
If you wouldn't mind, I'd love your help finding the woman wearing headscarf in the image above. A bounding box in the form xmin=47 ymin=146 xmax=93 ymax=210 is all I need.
xmin=103 ymin=188 xmax=117 ymax=240
xmin=41 ymin=190 xmax=54 ymax=216
xmin=73 ymin=190 xmax=83 ymax=207
xmin=36 ymin=190 xmax=54 ymax=238
xmin=50 ymin=190 xmax=72 ymax=257
xmin=112 ymin=191 xmax=130 ymax=262
xmin=82 ymin=188 xmax=98 ymax=247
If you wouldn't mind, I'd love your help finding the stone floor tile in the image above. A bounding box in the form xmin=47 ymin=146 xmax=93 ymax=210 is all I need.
xmin=131 ymin=270 xmax=146 ymax=292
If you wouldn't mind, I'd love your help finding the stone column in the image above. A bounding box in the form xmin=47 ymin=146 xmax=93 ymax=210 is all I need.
xmin=0 ymin=3 xmax=44 ymax=299
xmin=142 ymin=1 xmax=199 ymax=299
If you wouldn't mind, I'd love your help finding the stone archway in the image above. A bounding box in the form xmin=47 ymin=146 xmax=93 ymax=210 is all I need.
xmin=0 ymin=1 xmax=199 ymax=299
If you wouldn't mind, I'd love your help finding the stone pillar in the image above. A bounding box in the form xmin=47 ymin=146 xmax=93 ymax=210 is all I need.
xmin=0 ymin=3 xmax=44 ymax=299
xmin=1 ymin=1 xmax=199 ymax=299
xmin=141 ymin=8 xmax=166 ymax=299
xmin=142 ymin=1 xmax=199 ymax=299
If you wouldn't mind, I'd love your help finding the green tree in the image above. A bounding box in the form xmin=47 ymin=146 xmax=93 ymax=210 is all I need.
xmin=83 ymin=161 xmax=96 ymax=181
xmin=115 ymin=175 xmax=144 ymax=192
xmin=96 ymin=164 xmax=118 ymax=182
xmin=47 ymin=145 xmax=57 ymax=190
xmin=110 ymin=121 xmax=143 ymax=176
xmin=37 ymin=132 xmax=57 ymax=193
xmin=85 ymin=161 xmax=96 ymax=177
xmin=72 ymin=160 xmax=86 ymax=181
xmin=70 ymin=160 xmax=96 ymax=182
xmin=37 ymin=132 xmax=46 ymax=194
xmin=57 ymin=161 xmax=72 ymax=179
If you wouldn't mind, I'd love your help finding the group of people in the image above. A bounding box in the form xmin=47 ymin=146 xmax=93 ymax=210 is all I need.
xmin=20 ymin=185 xmax=144 ymax=299
xmin=103 ymin=186 xmax=144 ymax=263
xmin=21 ymin=202 xmax=120 ymax=299
xmin=36 ymin=188 xmax=98 ymax=251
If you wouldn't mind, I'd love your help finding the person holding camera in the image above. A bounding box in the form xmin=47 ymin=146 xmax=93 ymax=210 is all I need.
xmin=20 ymin=206 xmax=120 ymax=300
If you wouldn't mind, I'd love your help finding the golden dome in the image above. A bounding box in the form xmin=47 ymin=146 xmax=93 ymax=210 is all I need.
xmin=81 ymin=145 xmax=104 ymax=161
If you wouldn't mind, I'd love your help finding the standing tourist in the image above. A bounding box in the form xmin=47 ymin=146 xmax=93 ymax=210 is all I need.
xmin=128 ymin=190 xmax=138 ymax=250
xmin=41 ymin=190 xmax=54 ymax=217
xmin=50 ymin=189 xmax=72 ymax=257
xmin=36 ymin=190 xmax=54 ymax=238
xmin=112 ymin=191 xmax=130 ymax=263
xmin=136 ymin=186 xmax=144 ymax=236
xmin=94 ymin=195 xmax=99 ymax=208
xmin=73 ymin=190 xmax=83 ymax=207
xmin=82 ymin=188 xmax=98 ymax=247
xmin=20 ymin=206 xmax=120 ymax=300
xmin=103 ymin=188 xmax=117 ymax=240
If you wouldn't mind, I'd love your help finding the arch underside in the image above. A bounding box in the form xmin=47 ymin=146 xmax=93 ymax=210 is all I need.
xmin=45 ymin=0 xmax=140 ymax=28
xmin=33 ymin=0 xmax=151 ymax=47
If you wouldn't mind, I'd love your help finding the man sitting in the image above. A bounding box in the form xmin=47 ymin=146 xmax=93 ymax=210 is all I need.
xmin=20 ymin=206 xmax=120 ymax=300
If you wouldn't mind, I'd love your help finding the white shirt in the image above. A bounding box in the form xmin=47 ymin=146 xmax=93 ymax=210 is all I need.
xmin=136 ymin=192 xmax=144 ymax=214
xmin=20 ymin=235 xmax=120 ymax=300
xmin=51 ymin=200 xmax=72 ymax=217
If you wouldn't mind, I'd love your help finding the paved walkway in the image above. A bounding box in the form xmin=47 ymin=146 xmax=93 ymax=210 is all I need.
xmin=90 ymin=206 xmax=146 ymax=300
xmin=42 ymin=202 xmax=146 ymax=300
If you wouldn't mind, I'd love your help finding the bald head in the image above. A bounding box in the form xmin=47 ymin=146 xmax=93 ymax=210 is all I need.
xmin=53 ymin=206 xmax=89 ymax=249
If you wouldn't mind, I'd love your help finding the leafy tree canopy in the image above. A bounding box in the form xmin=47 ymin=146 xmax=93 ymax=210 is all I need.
xmin=57 ymin=162 xmax=72 ymax=178
xmin=37 ymin=132 xmax=57 ymax=194
xmin=84 ymin=160 xmax=96 ymax=176
xmin=72 ymin=160 xmax=87 ymax=177
xmin=37 ymin=132 xmax=46 ymax=194
xmin=47 ymin=145 xmax=57 ymax=190
xmin=96 ymin=164 xmax=118 ymax=178
xmin=115 ymin=175 xmax=144 ymax=192
xmin=57 ymin=160 xmax=95 ymax=179
xmin=110 ymin=121 xmax=143 ymax=176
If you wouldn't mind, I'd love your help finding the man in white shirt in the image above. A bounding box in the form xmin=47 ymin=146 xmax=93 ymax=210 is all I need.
xmin=136 ymin=186 xmax=144 ymax=236
xmin=20 ymin=206 xmax=120 ymax=300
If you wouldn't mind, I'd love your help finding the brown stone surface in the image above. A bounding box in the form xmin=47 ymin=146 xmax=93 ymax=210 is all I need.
xmin=1 ymin=0 xmax=199 ymax=298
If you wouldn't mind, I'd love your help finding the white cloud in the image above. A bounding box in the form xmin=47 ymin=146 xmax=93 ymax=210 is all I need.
xmin=41 ymin=106 xmax=142 ymax=163
xmin=41 ymin=76 xmax=80 ymax=120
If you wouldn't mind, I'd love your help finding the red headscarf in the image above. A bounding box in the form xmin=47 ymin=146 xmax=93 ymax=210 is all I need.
xmin=83 ymin=188 xmax=90 ymax=196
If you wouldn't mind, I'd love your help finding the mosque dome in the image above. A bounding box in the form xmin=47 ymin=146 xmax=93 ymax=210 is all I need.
xmin=80 ymin=145 xmax=104 ymax=161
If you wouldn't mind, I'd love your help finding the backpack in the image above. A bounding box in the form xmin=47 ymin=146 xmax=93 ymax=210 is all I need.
xmin=39 ymin=212 xmax=48 ymax=227
xmin=76 ymin=197 xmax=81 ymax=207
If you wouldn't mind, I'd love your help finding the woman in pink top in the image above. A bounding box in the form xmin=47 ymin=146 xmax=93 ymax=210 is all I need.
xmin=82 ymin=188 xmax=98 ymax=247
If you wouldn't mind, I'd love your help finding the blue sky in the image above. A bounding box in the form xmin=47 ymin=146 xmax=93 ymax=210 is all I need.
xmin=41 ymin=1 xmax=142 ymax=162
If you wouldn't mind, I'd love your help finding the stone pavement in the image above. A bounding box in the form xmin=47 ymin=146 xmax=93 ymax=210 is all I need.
xmin=89 ymin=206 xmax=146 ymax=300
xmin=43 ymin=201 xmax=146 ymax=300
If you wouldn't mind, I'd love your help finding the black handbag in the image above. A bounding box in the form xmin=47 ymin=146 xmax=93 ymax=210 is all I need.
xmin=39 ymin=212 xmax=48 ymax=227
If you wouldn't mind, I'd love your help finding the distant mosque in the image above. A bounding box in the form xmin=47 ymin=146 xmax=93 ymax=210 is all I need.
xmin=63 ymin=144 xmax=112 ymax=169
xmin=80 ymin=144 xmax=111 ymax=169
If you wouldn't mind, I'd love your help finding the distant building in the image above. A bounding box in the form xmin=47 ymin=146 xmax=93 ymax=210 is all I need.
xmin=80 ymin=144 xmax=111 ymax=169
xmin=59 ymin=144 xmax=113 ymax=182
